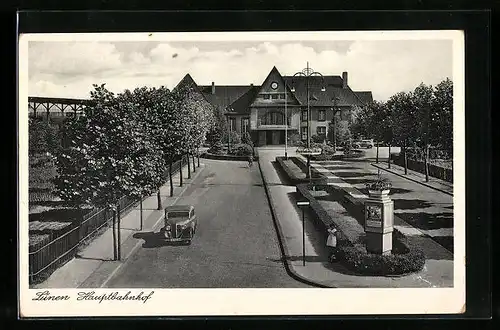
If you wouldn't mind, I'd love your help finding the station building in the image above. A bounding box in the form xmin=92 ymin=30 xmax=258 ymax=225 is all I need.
xmin=176 ymin=66 xmax=373 ymax=146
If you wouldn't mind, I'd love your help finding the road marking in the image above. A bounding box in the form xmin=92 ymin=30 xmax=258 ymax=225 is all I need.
xmin=99 ymin=164 xmax=206 ymax=288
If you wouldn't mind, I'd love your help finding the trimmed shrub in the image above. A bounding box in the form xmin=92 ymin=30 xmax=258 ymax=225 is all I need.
xmin=311 ymin=134 xmax=326 ymax=144
xmin=223 ymin=131 xmax=241 ymax=145
xmin=232 ymin=144 xmax=253 ymax=156
xmin=331 ymin=231 xmax=426 ymax=276
xmin=287 ymin=131 xmax=301 ymax=147
xmin=207 ymin=141 xmax=225 ymax=155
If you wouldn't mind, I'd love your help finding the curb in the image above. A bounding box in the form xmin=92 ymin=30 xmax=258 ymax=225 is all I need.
xmin=371 ymin=164 xmax=453 ymax=197
xmin=257 ymin=158 xmax=331 ymax=288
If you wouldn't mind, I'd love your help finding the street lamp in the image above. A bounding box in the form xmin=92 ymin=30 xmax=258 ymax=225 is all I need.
xmin=290 ymin=62 xmax=327 ymax=181
xmin=284 ymin=84 xmax=288 ymax=159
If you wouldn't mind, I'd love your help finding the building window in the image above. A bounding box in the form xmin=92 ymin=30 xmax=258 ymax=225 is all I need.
xmin=301 ymin=127 xmax=307 ymax=140
xmin=301 ymin=110 xmax=307 ymax=121
xmin=271 ymin=94 xmax=279 ymax=100
xmin=280 ymin=94 xmax=285 ymax=99
xmin=318 ymin=110 xmax=326 ymax=121
xmin=262 ymin=111 xmax=284 ymax=125
xmin=263 ymin=94 xmax=270 ymax=99
xmin=317 ymin=126 xmax=326 ymax=135
xmin=229 ymin=118 xmax=236 ymax=131
xmin=241 ymin=118 xmax=249 ymax=133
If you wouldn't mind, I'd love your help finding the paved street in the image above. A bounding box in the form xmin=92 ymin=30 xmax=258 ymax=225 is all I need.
xmin=104 ymin=158 xmax=310 ymax=288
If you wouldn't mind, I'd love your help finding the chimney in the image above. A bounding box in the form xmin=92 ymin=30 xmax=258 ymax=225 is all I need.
xmin=211 ymin=81 xmax=215 ymax=94
xmin=342 ymin=72 xmax=348 ymax=88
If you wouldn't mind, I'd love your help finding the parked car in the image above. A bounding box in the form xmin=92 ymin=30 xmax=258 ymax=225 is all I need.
xmin=360 ymin=140 xmax=374 ymax=149
xmin=160 ymin=205 xmax=197 ymax=245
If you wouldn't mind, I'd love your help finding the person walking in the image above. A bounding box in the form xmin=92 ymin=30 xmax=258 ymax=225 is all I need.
xmin=247 ymin=154 xmax=254 ymax=168
xmin=326 ymin=225 xmax=339 ymax=262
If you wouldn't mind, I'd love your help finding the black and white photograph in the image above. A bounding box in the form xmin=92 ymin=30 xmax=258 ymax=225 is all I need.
xmin=18 ymin=30 xmax=465 ymax=316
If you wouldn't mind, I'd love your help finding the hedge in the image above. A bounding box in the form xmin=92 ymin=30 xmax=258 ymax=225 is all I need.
xmin=276 ymin=157 xmax=308 ymax=184
xmin=202 ymin=152 xmax=259 ymax=161
xmin=332 ymin=230 xmax=426 ymax=276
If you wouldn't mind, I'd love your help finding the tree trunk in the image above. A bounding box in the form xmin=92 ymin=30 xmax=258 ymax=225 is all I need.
xmin=187 ymin=153 xmax=192 ymax=179
xmin=169 ymin=162 xmax=174 ymax=197
xmin=403 ymin=141 xmax=408 ymax=175
xmin=117 ymin=203 xmax=121 ymax=260
xmin=157 ymin=189 xmax=162 ymax=210
xmin=112 ymin=208 xmax=117 ymax=261
xmin=388 ymin=144 xmax=391 ymax=169
xmin=140 ymin=198 xmax=143 ymax=231
xmin=179 ymin=156 xmax=183 ymax=187
xmin=376 ymin=141 xmax=379 ymax=163
xmin=192 ymin=153 xmax=196 ymax=172
xmin=424 ymin=144 xmax=430 ymax=182
xmin=197 ymin=147 xmax=200 ymax=167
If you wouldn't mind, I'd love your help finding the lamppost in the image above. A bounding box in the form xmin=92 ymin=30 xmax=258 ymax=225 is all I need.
xmin=331 ymin=96 xmax=341 ymax=154
xmin=284 ymin=83 xmax=288 ymax=159
xmin=290 ymin=62 xmax=326 ymax=181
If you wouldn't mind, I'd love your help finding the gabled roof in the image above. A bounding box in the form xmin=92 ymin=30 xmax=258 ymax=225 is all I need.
xmin=354 ymin=91 xmax=374 ymax=105
xmin=283 ymin=75 xmax=365 ymax=107
xmin=174 ymin=73 xmax=199 ymax=92
xmin=199 ymin=85 xmax=252 ymax=110
xmin=173 ymin=73 xmax=213 ymax=105
xmin=226 ymin=86 xmax=260 ymax=114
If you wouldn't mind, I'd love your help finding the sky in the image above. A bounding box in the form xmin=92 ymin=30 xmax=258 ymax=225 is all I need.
xmin=27 ymin=38 xmax=453 ymax=101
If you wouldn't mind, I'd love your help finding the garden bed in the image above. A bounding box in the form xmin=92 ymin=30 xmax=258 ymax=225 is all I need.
xmin=296 ymin=183 xmax=426 ymax=276
xmin=202 ymin=152 xmax=259 ymax=161
xmin=275 ymin=157 xmax=307 ymax=184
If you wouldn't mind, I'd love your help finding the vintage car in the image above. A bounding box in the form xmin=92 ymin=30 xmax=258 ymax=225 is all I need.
xmin=352 ymin=139 xmax=374 ymax=149
xmin=160 ymin=205 xmax=197 ymax=244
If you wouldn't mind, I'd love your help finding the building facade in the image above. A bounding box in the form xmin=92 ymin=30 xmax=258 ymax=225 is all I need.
xmin=179 ymin=66 xmax=373 ymax=146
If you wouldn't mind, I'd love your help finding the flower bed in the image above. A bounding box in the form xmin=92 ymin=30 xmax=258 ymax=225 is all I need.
xmin=296 ymin=183 xmax=426 ymax=276
xmin=332 ymin=230 xmax=426 ymax=276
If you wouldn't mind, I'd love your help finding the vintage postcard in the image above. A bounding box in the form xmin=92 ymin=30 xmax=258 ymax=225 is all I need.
xmin=18 ymin=30 xmax=465 ymax=317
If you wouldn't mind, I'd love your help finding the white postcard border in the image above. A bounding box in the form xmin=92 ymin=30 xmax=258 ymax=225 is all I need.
xmin=18 ymin=30 xmax=465 ymax=317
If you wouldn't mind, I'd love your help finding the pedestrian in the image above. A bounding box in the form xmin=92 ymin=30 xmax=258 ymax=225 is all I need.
xmin=326 ymin=225 xmax=339 ymax=262
xmin=247 ymin=154 xmax=254 ymax=167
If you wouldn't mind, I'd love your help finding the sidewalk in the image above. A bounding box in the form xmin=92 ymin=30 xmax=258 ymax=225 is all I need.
xmin=371 ymin=162 xmax=453 ymax=196
xmin=258 ymin=148 xmax=453 ymax=288
xmin=33 ymin=162 xmax=206 ymax=289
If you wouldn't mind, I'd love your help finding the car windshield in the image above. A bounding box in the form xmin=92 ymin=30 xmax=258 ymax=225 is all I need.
xmin=167 ymin=211 xmax=189 ymax=218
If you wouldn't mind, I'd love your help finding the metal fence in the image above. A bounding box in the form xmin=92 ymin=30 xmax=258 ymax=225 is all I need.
xmin=28 ymin=155 xmax=189 ymax=284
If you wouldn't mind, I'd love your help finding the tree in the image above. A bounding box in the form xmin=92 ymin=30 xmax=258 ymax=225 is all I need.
xmin=335 ymin=120 xmax=352 ymax=151
xmin=116 ymin=86 xmax=167 ymax=212
xmin=389 ymin=91 xmax=417 ymax=175
xmin=413 ymin=83 xmax=435 ymax=182
xmin=54 ymin=84 xmax=150 ymax=260
xmin=431 ymin=78 xmax=453 ymax=157
xmin=241 ymin=131 xmax=253 ymax=146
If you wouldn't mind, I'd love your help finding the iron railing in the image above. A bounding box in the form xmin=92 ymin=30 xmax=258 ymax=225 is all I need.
xmin=28 ymin=155 xmax=189 ymax=284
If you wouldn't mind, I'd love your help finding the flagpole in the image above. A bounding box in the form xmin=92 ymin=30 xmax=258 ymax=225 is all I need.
xmin=285 ymin=82 xmax=288 ymax=159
